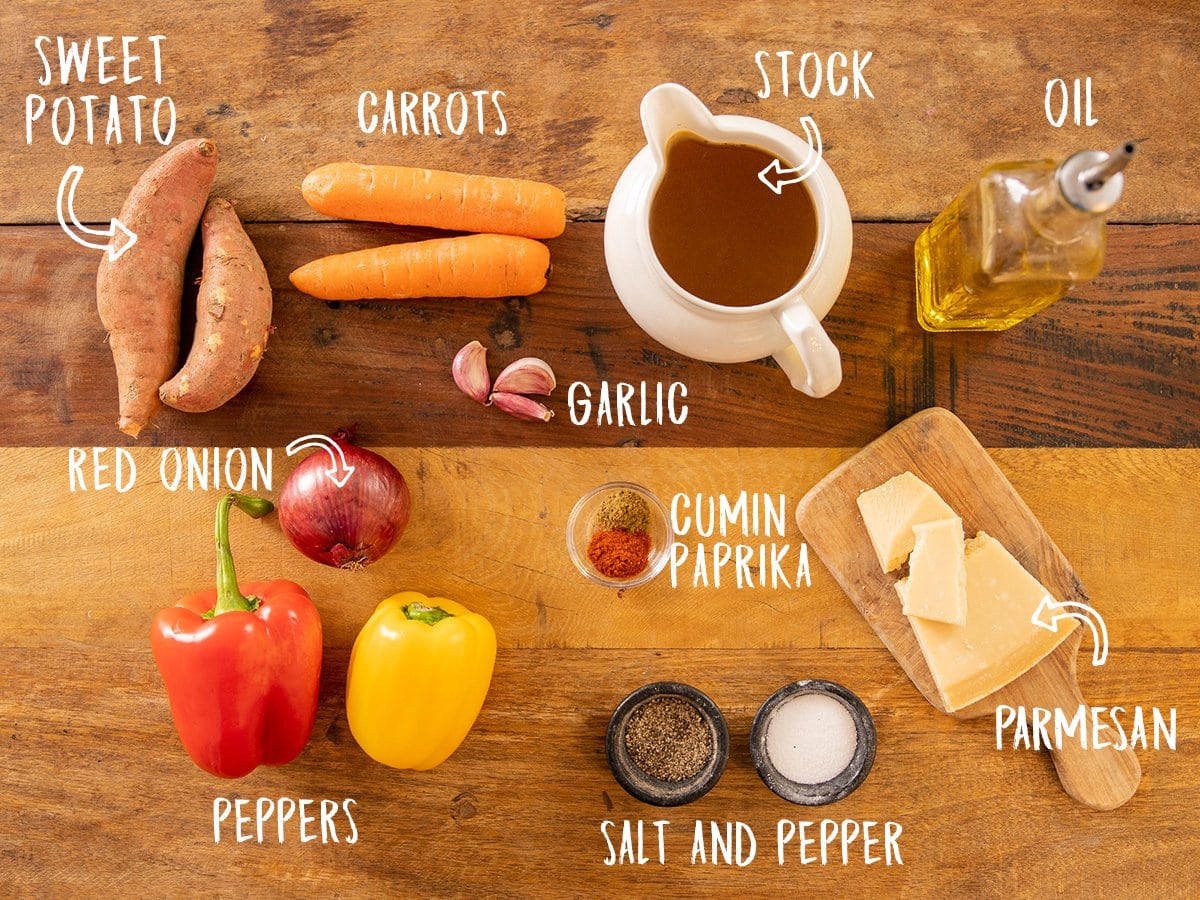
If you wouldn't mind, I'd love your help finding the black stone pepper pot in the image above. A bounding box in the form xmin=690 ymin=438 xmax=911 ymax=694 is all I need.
xmin=606 ymin=681 xmax=730 ymax=806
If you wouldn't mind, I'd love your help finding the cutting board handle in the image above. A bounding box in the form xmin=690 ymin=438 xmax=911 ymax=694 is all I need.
xmin=1032 ymin=657 xmax=1142 ymax=811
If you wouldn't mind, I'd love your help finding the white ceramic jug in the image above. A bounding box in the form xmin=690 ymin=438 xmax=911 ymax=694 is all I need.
xmin=604 ymin=83 xmax=853 ymax=397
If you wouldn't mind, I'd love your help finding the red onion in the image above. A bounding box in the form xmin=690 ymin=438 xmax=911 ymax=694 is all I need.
xmin=278 ymin=427 xmax=410 ymax=569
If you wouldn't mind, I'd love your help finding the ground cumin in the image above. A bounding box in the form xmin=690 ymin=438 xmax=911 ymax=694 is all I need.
xmin=587 ymin=527 xmax=651 ymax=579
xmin=595 ymin=489 xmax=652 ymax=532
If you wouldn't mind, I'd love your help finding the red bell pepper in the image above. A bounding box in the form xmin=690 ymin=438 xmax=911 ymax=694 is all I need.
xmin=151 ymin=492 xmax=322 ymax=778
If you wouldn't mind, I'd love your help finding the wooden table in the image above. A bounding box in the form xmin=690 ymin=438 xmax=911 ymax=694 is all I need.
xmin=1 ymin=1 xmax=1197 ymax=896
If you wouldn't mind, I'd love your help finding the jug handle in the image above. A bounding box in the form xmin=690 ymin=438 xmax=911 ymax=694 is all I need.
xmin=772 ymin=300 xmax=843 ymax=398
xmin=641 ymin=83 xmax=715 ymax=168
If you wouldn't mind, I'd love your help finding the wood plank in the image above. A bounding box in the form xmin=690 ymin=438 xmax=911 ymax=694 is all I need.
xmin=1 ymin=1 xmax=1196 ymax=224
xmin=2 ymin=447 xmax=1195 ymax=653
xmin=3 ymin=2 xmax=1197 ymax=894
xmin=2 ymin=223 xmax=1196 ymax=448
xmin=1 ymin=646 xmax=1195 ymax=895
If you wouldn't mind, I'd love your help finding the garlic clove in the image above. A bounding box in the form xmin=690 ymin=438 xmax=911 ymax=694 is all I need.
xmin=492 ymin=356 xmax=556 ymax=396
xmin=491 ymin=391 xmax=554 ymax=422
xmin=452 ymin=340 xmax=491 ymax=404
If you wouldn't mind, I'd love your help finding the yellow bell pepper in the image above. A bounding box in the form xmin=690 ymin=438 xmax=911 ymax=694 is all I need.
xmin=346 ymin=591 xmax=496 ymax=770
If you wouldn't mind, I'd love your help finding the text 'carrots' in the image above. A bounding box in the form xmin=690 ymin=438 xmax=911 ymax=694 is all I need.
xmin=302 ymin=163 xmax=567 ymax=239
xmin=289 ymin=233 xmax=551 ymax=301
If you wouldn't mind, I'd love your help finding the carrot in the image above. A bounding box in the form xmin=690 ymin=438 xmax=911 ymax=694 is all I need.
xmin=96 ymin=138 xmax=218 ymax=437
xmin=289 ymin=233 xmax=550 ymax=300
xmin=160 ymin=198 xmax=273 ymax=413
xmin=301 ymin=163 xmax=566 ymax=239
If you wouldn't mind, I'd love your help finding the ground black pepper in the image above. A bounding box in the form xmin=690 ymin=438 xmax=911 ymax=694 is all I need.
xmin=623 ymin=695 xmax=713 ymax=782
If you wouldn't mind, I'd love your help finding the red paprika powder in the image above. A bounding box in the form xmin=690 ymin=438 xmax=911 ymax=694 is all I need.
xmin=587 ymin=527 xmax=651 ymax=579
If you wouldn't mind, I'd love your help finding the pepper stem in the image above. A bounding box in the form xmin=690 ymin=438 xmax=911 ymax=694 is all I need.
xmin=208 ymin=492 xmax=274 ymax=617
xmin=403 ymin=602 xmax=454 ymax=626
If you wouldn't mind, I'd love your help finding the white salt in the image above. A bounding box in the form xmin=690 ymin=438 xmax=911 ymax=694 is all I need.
xmin=765 ymin=692 xmax=858 ymax=784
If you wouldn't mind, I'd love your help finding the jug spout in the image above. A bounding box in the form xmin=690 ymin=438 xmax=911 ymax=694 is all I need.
xmin=640 ymin=83 xmax=715 ymax=168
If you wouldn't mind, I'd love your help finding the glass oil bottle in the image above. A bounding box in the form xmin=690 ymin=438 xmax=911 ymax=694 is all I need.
xmin=915 ymin=141 xmax=1136 ymax=331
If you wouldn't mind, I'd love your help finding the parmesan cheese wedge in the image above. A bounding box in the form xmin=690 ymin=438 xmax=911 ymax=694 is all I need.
xmin=856 ymin=471 xmax=955 ymax=571
xmin=895 ymin=517 xmax=967 ymax=625
xmin=905 ymin=532 xmax=1078 ymax=712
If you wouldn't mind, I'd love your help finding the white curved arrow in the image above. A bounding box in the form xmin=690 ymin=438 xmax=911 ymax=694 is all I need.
xmin=1031 ymin=595 xmax=1109 ymax=666
xmin=57 ymin=165 xmax=137 ymax=261
xmin=757 ymin=116 xmax=823 ymax=194
xmin=286 ymin=434 xmax=356 ymax=488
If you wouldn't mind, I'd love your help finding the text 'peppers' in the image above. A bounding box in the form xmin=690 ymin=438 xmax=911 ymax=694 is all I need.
xmin=346 ymin=592 xmax=496 ymax=770
xmin=151 ymin=493 xmax=323 ymax=778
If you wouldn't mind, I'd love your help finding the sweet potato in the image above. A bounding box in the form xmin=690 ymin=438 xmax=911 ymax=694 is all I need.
xmin=160 ymin=199 xmax=273 ymax=412
xmin=96 ymin=138 xmax=218 ymax=436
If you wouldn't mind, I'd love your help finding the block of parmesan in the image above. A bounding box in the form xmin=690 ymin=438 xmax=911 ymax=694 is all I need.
xmin=856 ymin=471 xmax=955 ymax=571
xmin=905 ymin=532 xmax=1078 ymax=712
xmin=895 ymin=517 xmax=967 ymax=625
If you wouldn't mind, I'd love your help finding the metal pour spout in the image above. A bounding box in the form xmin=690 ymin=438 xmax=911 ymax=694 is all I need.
xmin=1082 ymin=140 xmax=1140 ymax=191
xmin=1058 ymin=139 xmax=1140 ymax=214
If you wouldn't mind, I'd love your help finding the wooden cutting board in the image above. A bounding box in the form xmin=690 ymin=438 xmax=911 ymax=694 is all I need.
xmin=795 ymin=407 xmax=1141 ymax=811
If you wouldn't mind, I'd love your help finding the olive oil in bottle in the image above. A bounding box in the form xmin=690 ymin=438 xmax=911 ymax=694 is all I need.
xmin=915 ymin=142 xmax=1136 ymax=331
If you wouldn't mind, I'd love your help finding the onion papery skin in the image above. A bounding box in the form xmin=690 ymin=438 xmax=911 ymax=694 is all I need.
xmin=278 ymin=433 xmax=411 ymax=569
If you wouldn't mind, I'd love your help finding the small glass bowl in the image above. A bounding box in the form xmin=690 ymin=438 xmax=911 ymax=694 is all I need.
xmin=566 ymin=481 xmax=674 ymax=590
